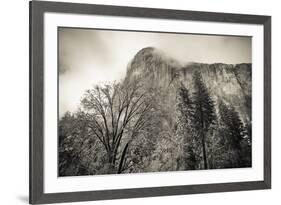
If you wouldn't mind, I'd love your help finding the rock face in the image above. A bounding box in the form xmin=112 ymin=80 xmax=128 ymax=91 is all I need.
xmin=125 ymin=47 xmax=252 ymax=124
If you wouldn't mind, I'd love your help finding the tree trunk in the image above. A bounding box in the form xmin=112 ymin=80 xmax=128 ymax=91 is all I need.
xmin=199 ymin=102 xmax=208 ymax=169
xmin=117 ymin=142 xmax=129 ymax=174
xmin=201 ymin=132 xmax=208 ymax=169
xmin=107 ymin=152 xmax=116 ymax=174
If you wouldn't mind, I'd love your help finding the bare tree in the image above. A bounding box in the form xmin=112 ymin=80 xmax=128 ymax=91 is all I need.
xmin=81 ymin=80 xmax=156 ymax=174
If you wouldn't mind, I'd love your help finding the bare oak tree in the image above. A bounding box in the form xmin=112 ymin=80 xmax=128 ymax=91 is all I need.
xmin=81 ymin=80 xmax=156 ymax=174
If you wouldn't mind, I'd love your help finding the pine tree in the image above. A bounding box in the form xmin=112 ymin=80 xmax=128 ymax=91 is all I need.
xmin=218 ymin=101 xmax=248 ymax=167
xmin=177 ymin=83 xmax=194 ymax=123
xmin=176 ymin=83 xmax=197 ymax=170
xmin=192 ymin=71 xmax=216 ymax=169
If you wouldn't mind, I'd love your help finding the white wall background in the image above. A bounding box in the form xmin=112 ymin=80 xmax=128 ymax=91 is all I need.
xmin=0 ymin=0 xmax=279 ymax=204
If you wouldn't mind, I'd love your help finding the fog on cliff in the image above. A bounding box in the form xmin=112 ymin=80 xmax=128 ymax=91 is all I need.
xmin=59 ymin=28 xmax=251 ymax=117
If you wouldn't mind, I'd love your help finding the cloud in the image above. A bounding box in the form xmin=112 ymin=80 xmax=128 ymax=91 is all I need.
xmin=58 ymin=28 xmax=111 ymax=74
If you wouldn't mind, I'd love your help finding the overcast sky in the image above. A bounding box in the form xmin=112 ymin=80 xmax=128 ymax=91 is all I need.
xmin=59 ymin=28 xmax=252 ymax=117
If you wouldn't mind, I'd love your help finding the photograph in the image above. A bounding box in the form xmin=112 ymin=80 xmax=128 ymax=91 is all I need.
xmin=58 ymin=27 xmax=252 ymax=177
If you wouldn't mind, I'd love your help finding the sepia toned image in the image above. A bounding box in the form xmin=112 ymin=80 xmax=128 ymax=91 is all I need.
xmin=58 ymin=27 xmax=252 ymax=177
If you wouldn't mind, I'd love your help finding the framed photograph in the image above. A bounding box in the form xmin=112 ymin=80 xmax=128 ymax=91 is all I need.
xmin=29 ymin=0 xmax=271 ymax=204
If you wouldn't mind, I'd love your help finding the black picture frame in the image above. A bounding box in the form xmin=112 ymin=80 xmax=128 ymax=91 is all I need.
xmin=29 ymin=0 xmax=271 ymax=204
